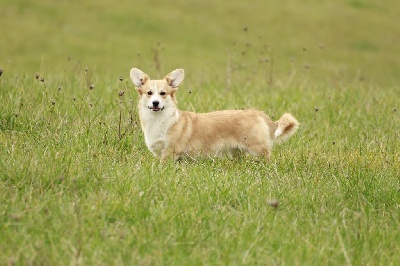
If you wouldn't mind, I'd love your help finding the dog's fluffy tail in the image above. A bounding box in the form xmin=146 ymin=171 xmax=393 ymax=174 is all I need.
xmin=273 ymin=113 xmax=299 ymax=143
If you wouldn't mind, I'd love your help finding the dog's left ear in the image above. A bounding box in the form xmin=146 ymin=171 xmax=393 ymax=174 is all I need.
xmin=130 ymin=68 xmax=149 ymax=88
xmin=165 ymin=69 xmax=184 ymax=88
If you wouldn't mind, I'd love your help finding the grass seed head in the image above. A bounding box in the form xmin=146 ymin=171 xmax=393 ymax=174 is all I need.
xmin=7 ymin=258 xmax=16 ymax=266
xmin=119 ymin=90 xmax=125 ymax=97
xmin=0 ymin=68 xmax=3 ymax=76
xmin=35 ymin=73 xmax=40 ymax=79
xmin=268 ymin=199 xmax=279 ymax=208
xmin=89 ymin=84 xmax=94 ymax=90
xmin=39 ymin=77 xmax=45 ymax=82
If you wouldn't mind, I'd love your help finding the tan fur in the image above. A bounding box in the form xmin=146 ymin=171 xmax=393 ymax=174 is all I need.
xmin=130 ymin=68 xmax=299 ymax=161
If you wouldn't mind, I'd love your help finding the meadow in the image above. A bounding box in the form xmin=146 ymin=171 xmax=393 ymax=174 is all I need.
xmin=1 ymin=0 xmax=399 ymax=265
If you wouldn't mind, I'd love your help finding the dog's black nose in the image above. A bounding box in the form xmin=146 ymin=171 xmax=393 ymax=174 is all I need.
xmin=152 ymin=101 xmax=159 ymax=107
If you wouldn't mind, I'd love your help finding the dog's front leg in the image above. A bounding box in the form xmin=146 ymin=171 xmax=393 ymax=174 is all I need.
xmin=160 ymin=147 xmax=181 ymax=162
xmin=159 ymin=149 xmax=168 ymax=162
xmin=160 ymin=148 xmax=173 ymax=162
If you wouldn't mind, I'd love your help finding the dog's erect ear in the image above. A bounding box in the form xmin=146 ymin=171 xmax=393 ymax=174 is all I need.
xmin=165 ymin=69 xmax=184 ymax=88
xmin=130 ymin=68 xmax=149 ymax=88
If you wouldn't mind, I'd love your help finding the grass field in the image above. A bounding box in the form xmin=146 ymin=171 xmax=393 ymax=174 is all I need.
xmin=1 ymin=0 xmax=399 ymax=265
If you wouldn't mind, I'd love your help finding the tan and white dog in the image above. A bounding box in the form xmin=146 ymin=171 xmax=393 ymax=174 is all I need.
xmin=130 ymin=68 xmax=299 ymax=161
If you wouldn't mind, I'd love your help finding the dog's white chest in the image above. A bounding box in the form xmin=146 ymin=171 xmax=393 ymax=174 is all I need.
xmin=141 ymin=109 xmax=178 ymax=156
xmin=144 ymin=118 xmax=168 ymax=153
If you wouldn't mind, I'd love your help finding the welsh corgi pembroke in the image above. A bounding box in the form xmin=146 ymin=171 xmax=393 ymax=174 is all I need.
xmin=130 ymin=68 xmax=299 ymax=161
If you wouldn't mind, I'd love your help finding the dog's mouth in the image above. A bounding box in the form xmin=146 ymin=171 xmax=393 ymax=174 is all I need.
xmin=149 ymin=106 xmax=164 ymax=112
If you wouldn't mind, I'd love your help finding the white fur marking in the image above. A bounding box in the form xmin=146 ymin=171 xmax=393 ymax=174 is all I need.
xmin=274 ymin=128 xmax=283 ymax=138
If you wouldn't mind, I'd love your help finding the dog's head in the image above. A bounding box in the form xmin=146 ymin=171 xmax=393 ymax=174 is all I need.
xmin=130 ymin=68 xmax=184 ymax=112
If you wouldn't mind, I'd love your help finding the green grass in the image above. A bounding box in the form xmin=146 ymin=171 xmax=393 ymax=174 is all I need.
xmin=1 ymin=0 xmax=400 ymax=265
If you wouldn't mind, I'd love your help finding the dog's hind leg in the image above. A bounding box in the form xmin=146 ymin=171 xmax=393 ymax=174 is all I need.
xmin=246 ymin=143 xmax=271 ymax=162
xmin=262 ymin=149 xmax=270 ymax=162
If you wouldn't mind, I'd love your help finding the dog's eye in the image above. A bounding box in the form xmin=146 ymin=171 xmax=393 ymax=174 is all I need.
xmin=147 ymin=91 xmax=153 ymax=96
xmin=160 ymin=92 xmax=166 ymax=96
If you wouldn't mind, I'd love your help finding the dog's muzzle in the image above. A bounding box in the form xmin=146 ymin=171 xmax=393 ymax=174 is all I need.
xmin=149 ymin=101 xmax=164 ymax=112
xmin=149 ymin=100 xmax=164 ymax=112
xmin=149 ymin=106 xmax=164 ymax=112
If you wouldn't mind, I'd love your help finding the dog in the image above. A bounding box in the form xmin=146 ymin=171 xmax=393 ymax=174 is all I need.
xmin=130 ymin=68 xmax=299 ymax=161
